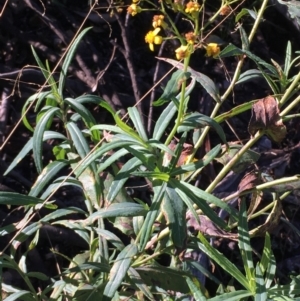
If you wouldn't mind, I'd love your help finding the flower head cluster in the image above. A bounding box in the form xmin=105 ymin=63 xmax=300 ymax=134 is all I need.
xmin=127 ymin=3 xmax=141 ymax=16
xmin=220 ymin=5 xmax=231 ymax=16
xmin=185 ymin=1 xmax=200 ymax=14
xmin=145 ymin=28 xmax=163 ymax=51
xmin=175 ymin=45 xmax=190 ymax=60
xmin=185 ymin=32 xmax=196 ymax=44
xmin=152 ymin=15 xmax=167 ymax=29
xmin=206 ymin=43 xmax=220 ymax=58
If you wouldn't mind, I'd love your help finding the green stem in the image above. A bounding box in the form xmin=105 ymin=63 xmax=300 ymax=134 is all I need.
xmin=280 ymin=94 xmax=300 ymax=116
xmin=165 ymin=55 xmax=191 ymax=146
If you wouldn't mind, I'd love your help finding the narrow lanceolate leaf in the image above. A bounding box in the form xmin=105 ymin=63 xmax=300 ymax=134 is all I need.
xmin=76 ymin=140 xmax=134 ymax=176
xmin=259 ymin=232 xmax=272 ymax=275
xmin=66 ymin=122 xmax=91 ymax=159
xmin=178 ymin=112 xmax=227 ymax=146
xmin=170 ymin=179 xmax=238 ymax=225
xmin=0 ymin=192 xmax=44 ymax=206
xmin=128 ymin=107 xmax=148 ymax=141
xmin=128 ymin=268 xmax=155 ymax=300
xmin=197 ymin=234 xmax=251 ymax=291
xmin=100 ymin=101 xmax=146 ymax=145
xmin=31 ymin=47 xmax=58 ymax=95
xmin=33 ymin=107 xmax=61 ymax=173
xmin=29 ymin=160 xmax=69 ymax=197
xmin=103 ymin=244 xmax=138 ymax=301
xmin=64 ymin=98 xmax=100 ymax=141
xmin=162 ymin=186 xmax=187 ymax=249
xmin=139 ymin=182 xmax=167 ymax=251
xmin=154 ymin=70 xmax=191 ymax=106
xmin=255 ymin=264 xmax=267 ymax=301
xmin=153 ymin=101 xmax=177 ymax=140
xmin=83 ymin=203 xmax=148 ymax=226
xmin=2 ymin=290 xmax=32 ymax=301
xmin=238 ymin=200 xmax=255 ymax=288
xmin=4 ymin=131 xmax=67 ymax=175
xmin=185 ymin=277 xmax=207 ymax=301
xmin=107 ymin=157 xmax=142 ymax=203
xmin=208 ymin=290 xmax=253 ymax=301
xmin=58 ymin=27 xmax=92 ymax=95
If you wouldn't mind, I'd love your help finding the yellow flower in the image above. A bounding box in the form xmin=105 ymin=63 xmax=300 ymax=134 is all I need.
xmin=220 ymin=5 xmax=231 ymax=16
xmin=127 ymin=3 xmax=141 ymax=16
xmin=185 ymin=1 xmax=200 ymax=14
xmin=175 ymin=45 xmax=190 ymax=60
xmin=145 ymin=28 xmax=163 ymax=51
xmin=206 ymin=43 xmax=220 ymax=58
xmin=185 ymin=32 xmax=196 ymax=44
xmin=152 ymin=15 xmax=167 ymax=29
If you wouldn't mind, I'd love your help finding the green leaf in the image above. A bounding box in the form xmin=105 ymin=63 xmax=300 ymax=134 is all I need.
xmin=41 ymin=207 xmax=86 ymax=223
xmin=185 ymin=277 xmax=207 ymax=301
xmin=107 ymin=157 xmax=142 ymax=203
xmin=153 ymin=101 xmax=177 ymax=140
xmin=136 ymin=265 xmax=196 ymax=294
xmin=208 ymin=290 xmax=253 ymax=301
xmin=3 ymin=290 xmax=32 ymax=301
xmin=238 ymin=200 xmax=255 ymax=288
xmin=284 ymin=41 xmax=292 ymax=76
xmin=0 ymin=192 xmax=45 ymax=206
xmin=235 ymin=8 xmax=257 ymax=22
xmin=40 ymin=177 xmax=83 ymax=200
xmin=259 ymin=233 xmax=272 ymax=275
xmin=255 ymin=264 xmax=267 ymax=301
xmin=22 ymin=91 xmax=53 ymax=132
xmin=97 ymin=148 xmax=129 ymax=173
xmin=4 ymin=131 xmax=67 ymax=175
xmin=197 ymin=234 xmax=251 ymax=291
xmin=58 ymin=27 xmax=92 ymax=95
xmin=219 ymin=44 xmax=244 ymax=58
xmin=64 ymin=98 xmax=100 ymax=141
xmin=31 ymin=47 xmax=59 ymax=96
xmin=75 ymin=139 xmax=136 ymax=176
xmin=66 ymin=122 xmax=91 ymax=159
xmin=103 ymin=244 xmax=138 ymax=301
xmin=131 ymin=171 xmax=170 ymax=182
xmin=83 ymin=203 xmax=148 ymax=226
xmin=171 ymin=179 xmax=239 ymax=222
xmin=100 ymin=101 xmax=146 ymax=145
xmin=239 ymin=26 xmax=249 ymax=51
xmin=95 ymin=229 xmax=125 ymax=251
xmin=154 ymin=70 xmax=190 ymax=106
xmin=29 ymin=160 xmax=69 ymax=197
xmin=128 ymin=268 xmax=155 ymax=300
xmin=26 ymin=272 xmax=49 ymax=281
xmin=162 ymin=186 xmax=187 ymax=249
xmin=178 ymin=112 xmax=227 ymax=146
xmin=236 ymin=69 xmax=263 ymax=85
xmin=139 ymin=182 xmax=167 ymax=251
xmin=128 ymin=107 xmax=148 ymax=141
xmin=33 ymin=107 xmax=61 ymax=173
